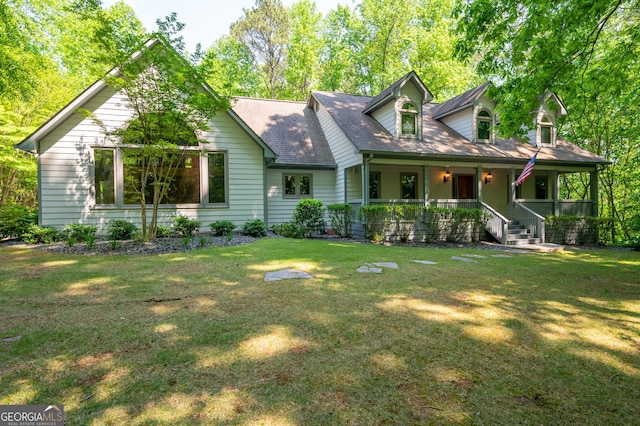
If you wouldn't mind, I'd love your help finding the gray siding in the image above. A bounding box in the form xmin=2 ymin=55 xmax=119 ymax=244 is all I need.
xmin=440 ymin=109 xmax=472 ymax=141
xmin=315 ymin=102 xmax=362 ymax=203
xmin=37 ymin=86 xmax=266 ymax=233
xmin=266 ymin=168 xmax=337 ymax=225
xmin=371 ymin=102 xmax=396 ymax=136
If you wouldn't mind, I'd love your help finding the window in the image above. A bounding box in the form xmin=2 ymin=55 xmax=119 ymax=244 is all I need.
xmin=208 ymin=153 xmax=226 ymax=204
xmin=284 ymin=174 xmax=311 ymax=198
xmin=401 ymin=173 xmax=417 ymax=199
xmin=476 ymin=110 xmax=492 ymax=142
xmin=122 ymin=150 xmax=201 ymax=205
xmin=369 ymin=172 xmax=381 ymax=199
xmin=400 ymin=102 xmax=418 ymax=136
xmin=94 ymin=149 xmax=115 ymax=204
xmin=540 ymin=115 xmax=553 ymax=145
xmin=535 ymin=176 xmax=548 ymax=199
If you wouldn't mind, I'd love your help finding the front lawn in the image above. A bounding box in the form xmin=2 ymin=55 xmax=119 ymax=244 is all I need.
xmin=1 ymin=239 xmax=639 ymax=425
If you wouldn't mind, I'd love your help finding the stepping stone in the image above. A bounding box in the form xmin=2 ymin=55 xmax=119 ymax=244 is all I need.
xmin=264 ymin=269 xmax=313 ymax=282
xmin=460 ymin=254 xmax=488 ymax=258
xmin=451 ymin=256 xmax=478 ymax=263
xmin=491 ymin=254 xmax=513 ymax=258
xmin=411 ymin=260 xmax=438 ymax=265
xmin=1 ymin=336 xmax=22 ymax=343
xmin=356 ymin=266 xmax=383 ymax=274
xmin=372 ymin=262 xmax=399 ymax=269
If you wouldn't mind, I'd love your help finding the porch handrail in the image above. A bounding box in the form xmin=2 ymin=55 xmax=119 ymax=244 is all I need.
xmin=480 ymin=202 xmax=509 ymax=245
xmin=513 ymin=201 xmax=546 ymax=242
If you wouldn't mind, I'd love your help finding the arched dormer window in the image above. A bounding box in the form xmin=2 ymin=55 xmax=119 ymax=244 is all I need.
xmin=476 ymin=109 xmax=492 ymax=143
xmin=399 ymin=102 xmax=419 ymax=137
xmin=539 ymin=115 xmax=554 ymax=145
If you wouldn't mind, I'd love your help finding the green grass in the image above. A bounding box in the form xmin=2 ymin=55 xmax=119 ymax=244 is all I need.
xmin=1 ymin=239 xmax=639 ymax=425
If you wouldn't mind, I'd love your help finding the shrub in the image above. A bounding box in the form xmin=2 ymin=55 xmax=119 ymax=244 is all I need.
xmin=292 ymin=198 xmax=326 ymax=237
xmin=327 ymin=203 xmax=354 ymax=237
xmin=423 ymin=207 xmax=449 ymax=242
xmin=272 ymin=221 xmax=306 ymax=239
xmin=0 ymin=205 xmax=37 ymax=239
xmin=174 ymin=215 xmax=200 ymax=236
xmin=210 ymin=220 xmax=236 ymax=236
xmin=61 ymin=224 xmax=97 ymax=243
xmin=358 ymin=205 xmax=390 ymax=241
xmin=388 ymin=204 xmax=425 ymax=242
xmin=107 ymin=220 xmax=139 ymax=240
xmin=156 ymin=225 xmax=172 ymax=238
xmin=22 ymin=224 xmax=61 ymax=244
xmin=243 ymin=219 xmax=267 ymax=237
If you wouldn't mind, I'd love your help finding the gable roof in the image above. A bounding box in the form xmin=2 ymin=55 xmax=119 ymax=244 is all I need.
xmin=362 ymin=71 xmax=434 ymax=114
xmin=16 ymin=38 xmax=276 ymax=159
xmin=430 ymin=82 xmax=491 ymax=120
xmin=313 ymin=90 xmax=608 ymax=166
xmin=232 ymin=98 xmax=336 ymax=169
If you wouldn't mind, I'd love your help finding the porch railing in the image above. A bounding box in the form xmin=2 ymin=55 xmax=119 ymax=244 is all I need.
xmin=513 ymin=201 xmax=546 ymax=242
xmin=518 ymin=200 xmax=596 ymax=217
xmin=481 ymin=202 xmax=509 ymax=245
xmin=369 ymin=199 xmax=426 ymax=207
xmin=428 ymin=199 xmax=481 ymax=210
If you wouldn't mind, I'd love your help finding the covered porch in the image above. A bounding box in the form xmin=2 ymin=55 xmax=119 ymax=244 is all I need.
xmin=344 ymin=160 xmax=600 ymax=245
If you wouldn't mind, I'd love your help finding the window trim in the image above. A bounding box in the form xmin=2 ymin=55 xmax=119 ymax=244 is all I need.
xmin=283 ymin=173 xmax=313 ymax=199
xmin=93 ymin=148 xmax=116 ymax=206
xmin=539 ymin=115 xmax=554 ymax=146
xmin=475 ymin=109 xmax=493 ymax=143
xmin=397 ymin=98 xmax=421 ymax=139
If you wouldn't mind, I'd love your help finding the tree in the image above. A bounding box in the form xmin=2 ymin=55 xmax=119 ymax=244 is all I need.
xmin=96 ymin=18 xmax=229 ymax=240
xmin=282 ymin=0 xmax=323 ymax=100
xmin=457 ymin=0 xmax=640 ymax=245
xmin=231 ymin=0 xmax=290 ymax=99
xmin=201 ymin=36 xmax=262 ymax=97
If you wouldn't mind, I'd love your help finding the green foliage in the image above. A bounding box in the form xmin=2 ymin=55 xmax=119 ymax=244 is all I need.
xmin=292 ymin=198 xmax=326 ymax=237
xmin=388 ymin=204 xmax=426 ymax=242
xmin=272 ymin=221 xmax=306 ymax=239
xmin=107 ymin=220 xmax=139 ymax=241
xmin=327 ymin=203 xmax=354 ymax=238
xmin=174 ymin=215 xmax=200 ymax=236
xmin=210 ymin=220 xmax=236 ymax=236
xmin=0 ymin=205 xmax=37 ymax=239
xmin=358 ymin=205 xmax=390 ymax=241
xmin=446 ymin=208 xmax=489 ymax=243
xmin=61 ymin=224 xmax=97 ymax=244
xmin=155 ymin=225 xmax=172 ymax=238
xmin=423 ymin=207 xmax=449 ymax=243
xmin=242 ymin=219 xmax=267 ymax=237
xmin=22 ymin=224 xmax=61 ymax=244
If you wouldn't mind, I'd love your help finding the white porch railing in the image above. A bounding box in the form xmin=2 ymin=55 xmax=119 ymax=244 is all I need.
xmin=481 ymin=202 xmax=509 ymax=245
xmin=513 ymin=201 xmax=546 ymax=242
xmin=429 ymin=199 xmax=481 ymax=210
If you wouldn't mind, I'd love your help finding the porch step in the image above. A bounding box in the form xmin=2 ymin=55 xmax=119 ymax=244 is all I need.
xmin=505 ymin=221 xmax=541 ymax=245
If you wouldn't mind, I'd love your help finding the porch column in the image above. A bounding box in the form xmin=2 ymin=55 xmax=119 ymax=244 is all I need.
xmin=476 ymin=166 xmax=483 ymax=203
xmin=590 ymin=169 xmax=599 ymax=216
xmin=552 ymin=170 xmax=560 ymax=216
xmin=423 ymin=165 xmax=430 ymax=207
xmin=362 ymin=161 xmax=370 ymax=206
xmin=509 ymin=168 xmax=516 ymax=217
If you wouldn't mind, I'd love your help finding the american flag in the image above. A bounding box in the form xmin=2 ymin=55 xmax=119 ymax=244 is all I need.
xmin=514 ymin=149 xmax=540 ymax=186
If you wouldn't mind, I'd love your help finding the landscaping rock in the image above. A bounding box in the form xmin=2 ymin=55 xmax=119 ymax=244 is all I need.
xmin=451 ymin=256 xmax=478 ymax=263
xmin=372 ymin=262 xmax=399 ymax=269
xmin=356 ymin=266 xmax=383 ymax=274
xmin=264 ymin=268 xmax=313 ymax=282
xmin=411 ymin=260 xmax=438 ymax=265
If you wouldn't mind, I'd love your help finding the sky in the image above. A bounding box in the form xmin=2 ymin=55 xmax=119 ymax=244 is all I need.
xmin=103 ymin=0 xmax=360 ymax=53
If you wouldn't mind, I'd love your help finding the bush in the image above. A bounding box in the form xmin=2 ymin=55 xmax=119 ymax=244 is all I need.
xmin=61 ymin=224 xmax=97 ymax=243
xmin=174 ymin=215 xmax=200 ymax=236
xmin=243 ymin=219 xmax=267 ymax=237
xmin=156 ymin=225 xmax=172 ymax=238
xmin=210 ymin=220 xmax=236 ymax=236
xmin=327 ymin=203 xmax=353 ymax=237
xmin=358 ymin=205 xmax=390 ymax=241
xmin=272 ymin=221 xmax=306 ymax=239
xmin=0 ymin=205 xmax=37 ymax=239
xmin=292 ymin=198 xmax=326 ymax=237
xmin=107 ymin=220 xmax=139 ymax=240
xmin=22 ymin=224 xmax=61 ymax=244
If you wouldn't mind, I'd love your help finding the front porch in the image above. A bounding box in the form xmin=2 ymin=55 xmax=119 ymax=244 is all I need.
xmin=344 ymin=162 xmax=600 ymax=245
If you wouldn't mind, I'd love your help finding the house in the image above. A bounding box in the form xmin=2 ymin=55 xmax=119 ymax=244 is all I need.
xmin=17 ymin=41 xmax=608 ymax=244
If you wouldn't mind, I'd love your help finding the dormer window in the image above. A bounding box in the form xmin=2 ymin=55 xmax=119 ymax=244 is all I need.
xmin=540 ymin=115 xmax=553 ymax=145
xmin=476 ymin=109 xmax=492 ymax=143
xmin=400 ymin=102 xmax=418 ymax=136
